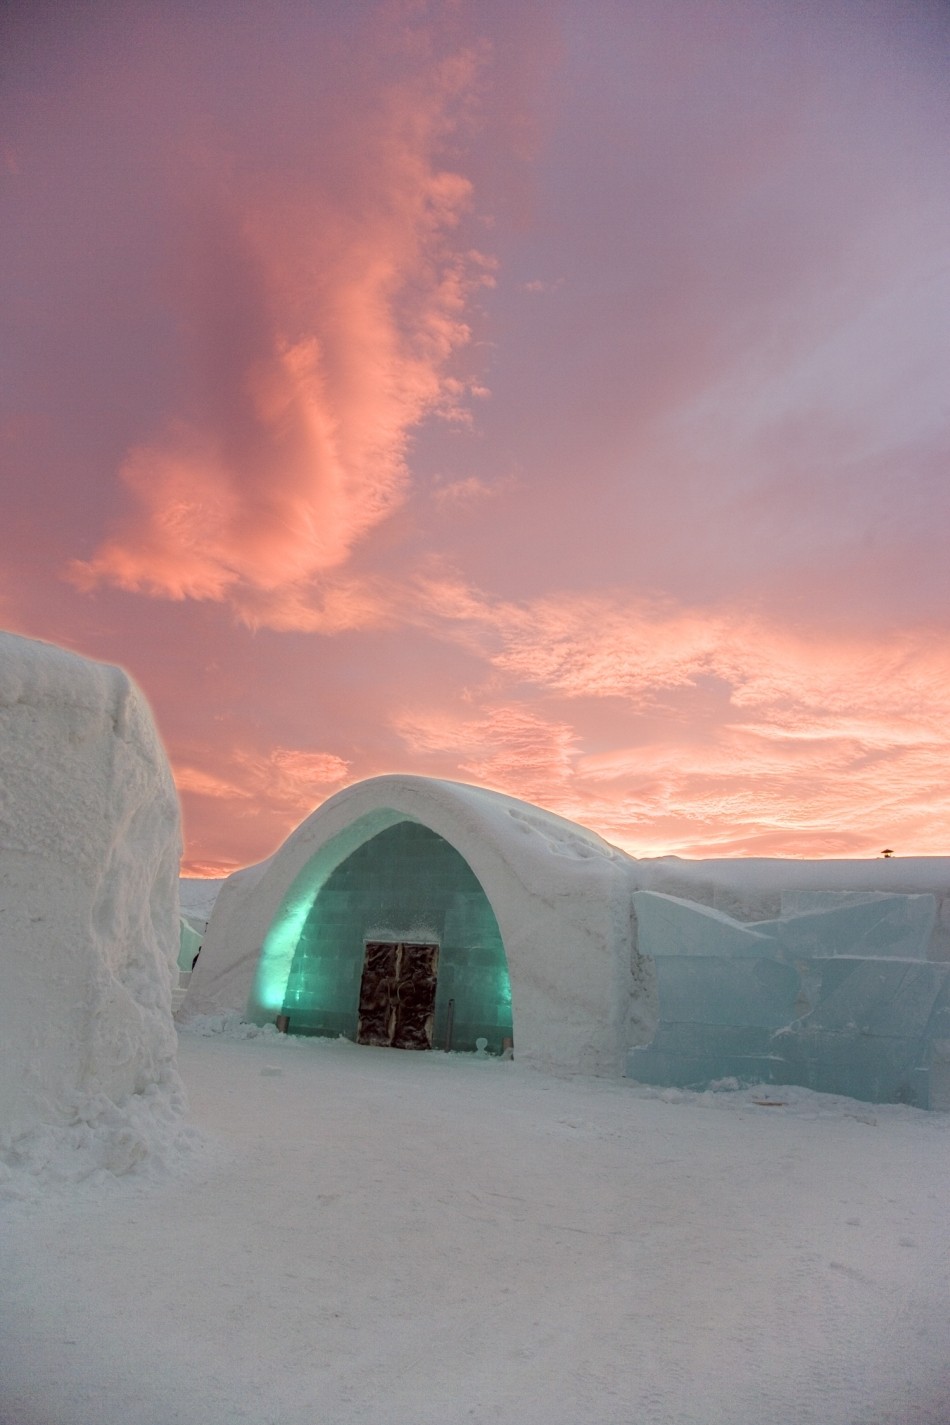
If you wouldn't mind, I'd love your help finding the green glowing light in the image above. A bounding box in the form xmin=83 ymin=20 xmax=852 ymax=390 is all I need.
xmin=254 ymin=819 xmax=514 ymax=1051
xmin=250 ymin=893 xmax=316 ymax=1013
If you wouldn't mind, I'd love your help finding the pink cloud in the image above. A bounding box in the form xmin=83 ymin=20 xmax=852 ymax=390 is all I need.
xmin=383 ymin=579 xmax=950 ymax=856
xmin=174 ymin=765 xmax=251 ymax=802
xmin=227 ymin=577 xmax=399 ymax=636
xmin=175 ymin=744 xmax=349 ymax=811
xmin=70 ymin=28 xmax=493 ymax=622
xmin=394 ymin=702 xmax=580 ymax=809
xmin=419 ymin=581 xmax=950 ymax=740
xmin=173 ymin=739 xmax=351 ymax=874
xmin=430 ymin=474 xmax=507 ymax=506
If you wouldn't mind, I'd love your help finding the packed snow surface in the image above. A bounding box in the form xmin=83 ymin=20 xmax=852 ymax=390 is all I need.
xmin=0 ymin=632 xmax=184 ymax=1180
xmin=2 ymin=1026 xmax=948 ymax=1425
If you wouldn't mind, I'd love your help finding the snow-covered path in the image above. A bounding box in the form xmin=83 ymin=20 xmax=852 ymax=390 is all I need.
xmin=3 ymin=1030 xmax=949 ymax=1424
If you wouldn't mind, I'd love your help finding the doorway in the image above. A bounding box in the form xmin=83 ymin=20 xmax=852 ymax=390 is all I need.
xmin=357 ymin=941 xmax=439 ymax=1050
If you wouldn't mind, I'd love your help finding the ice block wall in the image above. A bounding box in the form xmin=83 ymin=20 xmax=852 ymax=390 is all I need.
xmin=626 ymin=890 xmax=950 ymax=1108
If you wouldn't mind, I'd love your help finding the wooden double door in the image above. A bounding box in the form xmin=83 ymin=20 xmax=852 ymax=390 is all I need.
xmin=357 ymin=941 xmax=439 ymax=1050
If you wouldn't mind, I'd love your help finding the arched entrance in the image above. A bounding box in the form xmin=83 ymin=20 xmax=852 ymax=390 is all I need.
xmin=276 ymin=820 xmax=513 ymax=1053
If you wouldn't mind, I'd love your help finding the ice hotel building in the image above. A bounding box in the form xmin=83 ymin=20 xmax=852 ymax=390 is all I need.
xmin=184 ymin=775 xmax=950 ymax=1109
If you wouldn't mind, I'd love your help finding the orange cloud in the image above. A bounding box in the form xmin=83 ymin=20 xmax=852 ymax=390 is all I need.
xmin=161 ymin=578 xmax=950 ymax=868
xmin=418 ymin=578 xmax=950 ymax=732
xmin=571 ymin=713 xmax=949 ymax=856
xmin=387 ymin=579 xmax=950 ymax=856
xmin=71 ymin=33 xmax=492 ymax=623
xmin=174 ymin=738 xmax=352 ymax=875
xmin=394 ymin=702 xmax=580 ymax=809
xmin=175 ymin=744 xmax=349 ymax=809
xmin=252 ymin=749 xmax=351 ymax=806
xmin=174 ymin=765 xmax=251 ymax=802
xmin=159 ymin=570 xmax=950 ymax=864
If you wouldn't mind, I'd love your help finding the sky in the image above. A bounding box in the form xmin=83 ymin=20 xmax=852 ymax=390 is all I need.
xmin=2 ymin=0 xmax=949 ymax=875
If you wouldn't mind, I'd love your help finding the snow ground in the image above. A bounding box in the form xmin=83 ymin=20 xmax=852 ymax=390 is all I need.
xmin=2 ymin=1029 xmax=949 ymax=1425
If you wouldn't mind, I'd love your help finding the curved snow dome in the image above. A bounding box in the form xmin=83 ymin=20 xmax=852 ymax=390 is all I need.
xmin=0 ymin=631 xmax=183 ymax=1166
xmin=185 ymin=775 xmax=640 ymax=1075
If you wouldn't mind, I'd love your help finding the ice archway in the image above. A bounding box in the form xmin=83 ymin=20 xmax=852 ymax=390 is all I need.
xmin=255 ymin=818 xmax=512 ymax=1053
xmin=185 ymin=775 xmax=639 ymax=1074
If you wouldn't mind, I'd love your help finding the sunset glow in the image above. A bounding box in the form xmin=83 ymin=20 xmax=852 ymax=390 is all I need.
xmin=3 ymin=0 xmax=949 ymax=873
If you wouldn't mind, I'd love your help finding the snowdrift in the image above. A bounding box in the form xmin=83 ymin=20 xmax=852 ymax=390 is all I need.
xmin=0 ymin=631 xmax=184 ymax=1179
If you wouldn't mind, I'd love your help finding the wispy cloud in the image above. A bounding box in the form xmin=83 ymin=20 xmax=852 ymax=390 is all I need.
xmin=175 ymin=744 xmax=349 ymax=810
xmin=418 ymin=578 xmax=950 ymax=734
xmin=394 ymin=702 xmax=580 ymax=809
xmin=388 ymin=578 xmax=950 ymax=855
xmin=174 ymin=738 xmax=352 ymax=875
xmin=70 ymin=24 xmax=492 ymax=622
xmin=430 ymin=473 xmax=508 ymax=506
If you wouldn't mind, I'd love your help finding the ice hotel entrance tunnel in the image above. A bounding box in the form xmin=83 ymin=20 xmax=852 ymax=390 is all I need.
xmin=250 ymin=817 xmax=514 ymax=1054
xmin=187 ymin=776 xmax=636 ymax=1077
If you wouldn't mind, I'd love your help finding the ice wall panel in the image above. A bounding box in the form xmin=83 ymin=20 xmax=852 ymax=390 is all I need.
xmin=633 ymin=891 xmax=776 ymax=958
xmin=653 ymin=956 xmax=801 ymax=1028
xmin=756 ymin=895 xmax=936 ymax=960
xmin=628 ymin=886 xmax=950 ymax=1106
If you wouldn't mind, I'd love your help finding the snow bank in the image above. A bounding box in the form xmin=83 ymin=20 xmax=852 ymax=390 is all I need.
xmin=179 ymin=875 xmax=225 ymax=925
xmin=0 ymin=632 xmax=186 ymax=1188
xmin=180 ymin=857 xmax=273 ymax=1008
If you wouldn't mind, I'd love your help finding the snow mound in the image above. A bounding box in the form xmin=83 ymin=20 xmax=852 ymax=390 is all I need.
xmin=0 ymin=1080 xmax=206 ymax=1205
xmin=0 ymin=631 xmax=187 ymax=1189
xmin=178 ymin=1012 xmax=286 ymax=1040
xmin=179 ymin=875 xmax=225 ymax=923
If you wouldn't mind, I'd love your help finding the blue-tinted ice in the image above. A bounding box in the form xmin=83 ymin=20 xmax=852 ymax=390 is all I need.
xmin=627 ymin=889 xmax=950 ymax=1107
